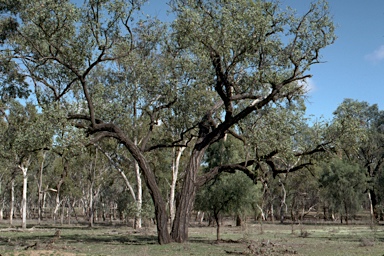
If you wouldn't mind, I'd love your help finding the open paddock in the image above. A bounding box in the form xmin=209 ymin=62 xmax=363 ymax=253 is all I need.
xmin=0 ymin=220 xmax=383 ymax=256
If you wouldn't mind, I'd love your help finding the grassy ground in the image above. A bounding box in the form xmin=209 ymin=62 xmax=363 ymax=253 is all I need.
xmin=0 ymin=221 xmax=384 ymax=255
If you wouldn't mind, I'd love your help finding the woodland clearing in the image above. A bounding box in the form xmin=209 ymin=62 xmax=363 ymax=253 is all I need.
xmin=0 ymin=218 xmax=383 ymax=256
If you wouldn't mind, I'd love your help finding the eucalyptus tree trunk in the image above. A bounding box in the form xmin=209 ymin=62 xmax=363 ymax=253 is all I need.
xmin=9 ymin=177 xmax=14 ymax=226
xmin=88 ymin=150 xmax=99 ymax=228
xmin=343 ymin=200 xmax=350 ymax=225
xmin=368 ymin=189 xmax=378 ymax=221
xmin=43 ymin=185 xmax=48 ymax=216
xmin=236 ymin=215 xmax=242 ymax=227
xmin=53 ymin=156 xmax=68 ymax=223
xmin=279 ymin=180 xmax=287 ymax=224
xmin=132 ymin=95 xmax=143 ymax=230
xmin=96 ymin=146 xmax=137 ymax=205
xmin=38 ymin=151 xmax=47 ymax=225
xmin=134 ymin=160 xmax=142 ymax=229
xmin=214 ymin=211 xmax=221 ymax=241
xmin=53 ymin=180 xmax=63 ymax=224
xmin=60 ymin=197 xmax=66 ymax=225
xmin=0 ymin=201 xmax=3 ymax=220
xmin=171 ymin=148 xmax=206 ymax=242
xmin=100 ymin=148 xmax=142 ymax=226
xmin=118 ymin=166 xmax=136 ymax=201
xmin=88 ymin=184 xmax=94 ymax=227
xmin=368 ymin=192 xmax=375 ymax=225
xmin=19 ymin=161 xmax=30 ymax=229
xmin=67 ymin=199 xmax=72 ymax=224
xmin=170 ymin=146 xmax=186 ymax=227
xmin=22 ymin=169 xmax=27 ymax=229
xmin=0 ymin=179 xmax=3 ymax=220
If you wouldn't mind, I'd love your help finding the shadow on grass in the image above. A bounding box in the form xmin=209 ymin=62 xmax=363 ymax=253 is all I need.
xmin=64 ymin=233 xmax=158 ymax=245
xmin=0 ymin=228 xmax=159 ymax=249
xmin=188 ymin=237 xmax=246 ymax=245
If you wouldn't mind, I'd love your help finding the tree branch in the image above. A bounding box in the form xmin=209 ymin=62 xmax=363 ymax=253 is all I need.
xmin=196 ymin=160 xmax=257 ymax=187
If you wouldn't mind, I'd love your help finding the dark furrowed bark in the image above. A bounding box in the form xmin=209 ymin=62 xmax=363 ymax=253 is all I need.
xmin=171 ymin=149 xmax=205 ymax=242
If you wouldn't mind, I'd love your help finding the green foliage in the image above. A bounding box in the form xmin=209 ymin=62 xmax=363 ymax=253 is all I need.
xmin=0 ymin=100 xmax=54 ymax=164
xmin=375 ymin=170 xmax=384 ymax=216
xmin=319 ymin=158 xmax=366 ymax=219
xmin=195 ymin=171 xmax=259 ymax=218
xmin=171 ymin=0 xmax=335 ymax=97
xmin=331 ymin=99 xmax=384 ymax=218
xmin=330 ymin=99 xmax=371 ymax=156
xmin=284 ymin=169 xmax=320 ymax=221
xmin=204 ymin=136 xmax=244 ymax=169
xmin=0 ymin=0 xmax=30 ymax=101
xmin=0 ymin=58 xmax=29 ymax=101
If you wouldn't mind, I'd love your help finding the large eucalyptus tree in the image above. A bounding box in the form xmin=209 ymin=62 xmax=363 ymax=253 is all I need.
xmin=2 ymin=0 xmax=335 ymax=243
xmin=169 ymin=0 xmax=335 ymax=242
xmin=333 ymin=99 xmax=384 ymax=221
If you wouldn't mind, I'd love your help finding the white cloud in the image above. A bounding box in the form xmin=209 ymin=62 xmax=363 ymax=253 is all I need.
xmin=299 ymin=78 xmax=316 ymax=93
xmin=365 ymin=45 xmax=384 ymax=63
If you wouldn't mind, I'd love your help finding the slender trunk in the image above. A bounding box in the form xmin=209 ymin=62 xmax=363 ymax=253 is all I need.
xmin=93 ymin=185 xmax=101 ymax=225
xmin=344 ymin=200 xmax=349 ymax=225
xmin=96 ymin=146 xmax=137 ymax=203
xmin=67 ymin=199 xmax=71 ymax=225
xmin=112 ymin=202 xmax=117 ymax=220
xmin=21 ymin=165 xmax=28 ymax=229
xmin=133 ymin=92 xmax=142 ymax=230
xmin=120 ymin=168 xmax=136 ymax=201
xmin=0 ymin=200 xmax=3 ymax=220
xmin=170 ymin=146 xmax=186 ymax=227
xmin=214 ymin=212 xmax=220 ymax=241
xmin=53 ymin=183 xmax=63 ymax=224
xmin=70 ymin=199 xmax=79 ymax=223
xmin=197 ymin=211 xmax=204 ymax=224
xmin=42 ymin=185 xmax=48 ymax=218
xmin=323 ymin=205 xmax=328 ymax=221
xmin=236 ymin=215 xmax=242 ymax=227
xmin=279 ymin=180 xmax=287 ymax=224
xmin=38 ymin=151 xmax=46 ymax=225
xmin=54 ymin=157 xmax=67 ymax=223
xmin=134 ymin=160 xmax=142 ymax=229
xmin=171 ymin=148 xmax=205 ymax=242
xmin=61 ymin=197 xmax=65 ymax=225
xmin=0 ymin=181 xmax=3 ymax=220
xmin=368 ymin=189 xmax=378 ymax=220
xmin=255 ymin=203 xmax=265 ymax=221
xmin=290 ymin=197 xmax=296 ymax=223
xmin=0 ymin=180 xmax=2 ymax=220
xmin=10 ymin=178 xmax=14 ymax=226
xmin=88 ymin=149 xmax=98 ymax=227
xmin=88 ymin=181 xmax=94 ymax=227
xmin=368 ymin=192 xmax=374 ymax=226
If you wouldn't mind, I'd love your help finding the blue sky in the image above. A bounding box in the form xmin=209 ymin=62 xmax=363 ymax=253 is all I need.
xmin=296 ymin=0 xmax=384 ymax=121
xmin=141 ymin=0 xmax=384 ymax=121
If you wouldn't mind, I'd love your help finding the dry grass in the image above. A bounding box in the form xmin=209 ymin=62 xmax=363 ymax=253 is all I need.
xmin=0 ymin=220 xmax=383 ymax=256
